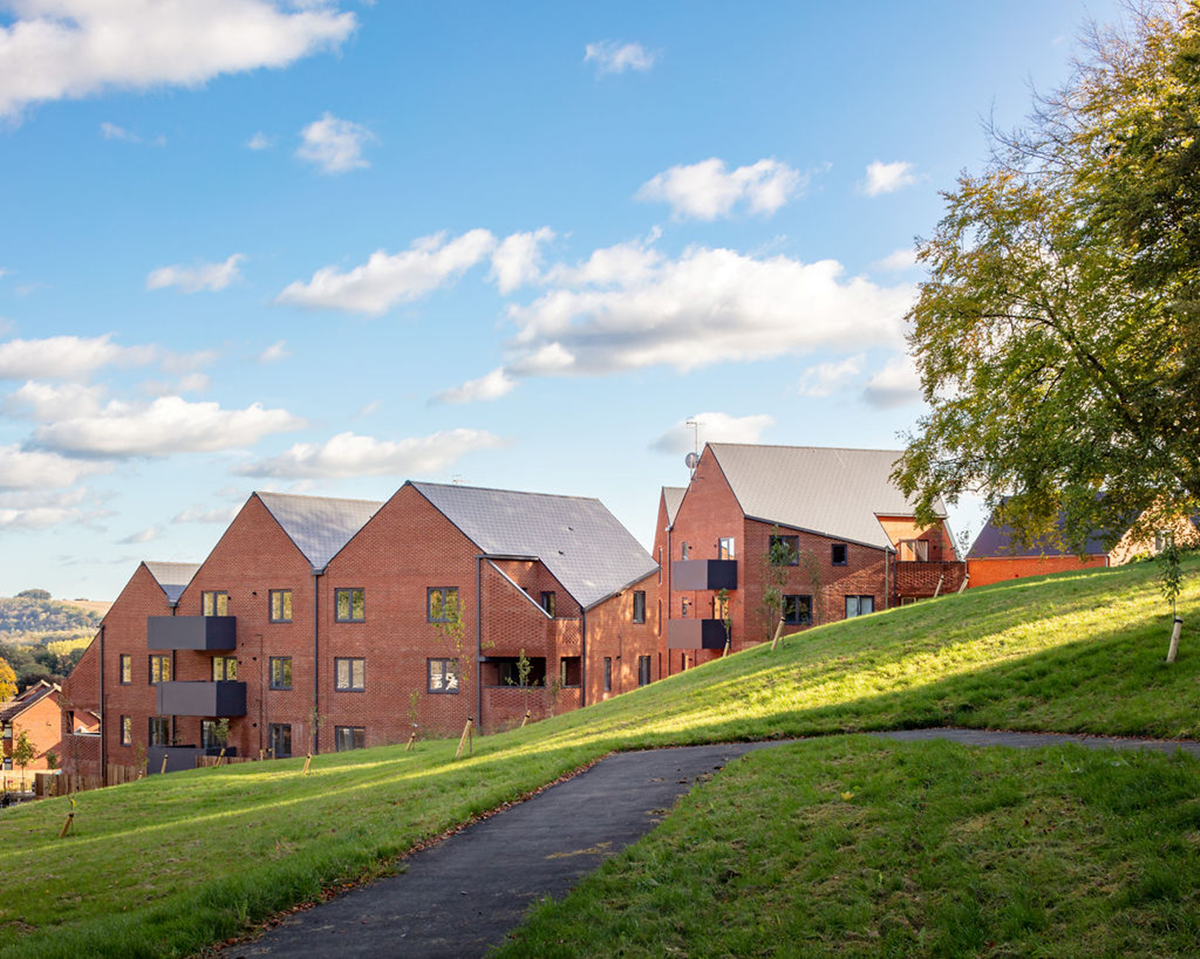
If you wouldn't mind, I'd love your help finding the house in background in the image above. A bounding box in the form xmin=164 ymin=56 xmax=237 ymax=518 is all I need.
xmin=656 ymin=443 xmax=962 ymax=675
xmin=1 ymin=681 xmax=65 ymax=785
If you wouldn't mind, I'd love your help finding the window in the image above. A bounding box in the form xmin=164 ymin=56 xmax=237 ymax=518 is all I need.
xmin=149 ymin=654 xmax=170 ymax=685
xmin=831 ymin=543 xmax=848 ymax=566
xmin=632 ymin=590 xmax=646 ymax=624
xmin=201 ymin=591 xmax=229 ymax=616
xmin=638 ymin=655 xmax=651 ymax=687
xmin=1155 ymin=530 xmax=1175 ymax=554
xmin=658 ymin=547 xmax=662 ymax=584
xmin=334 ymin=657 xmax=365 ymax=692
xmin=212 ymin=656 xmax=238 ymax=682
xmin=541 ymin=591 xmax=556 ymax=617
xmin=335 ymin=588 xmax=365 ymax=622
xmin=427 ymin=587 xmax=459 ymax=623
xmin=719 ymin=537 xmax=735 ymax=560
xmin=559 ymin=656 xmax=581 ymax=687
xmin=713 ymin=593 xmax=730 ymax=620
xmin=149 ymin=717 xmax=169 ymax=747
xmin=486 ymin=657 xmax=546 ymax=687
xmin=269 ymin=723 xmax=292 ymax=758
xmin=681 ymin=541 xmax=690 ymax=560
xmin=335 ymin=726 xmax=366 ymax=752
xmin=681 ymin=597 xmax=690 ymax=618
xmin=770 ymin=535 xmax=800 ymax=566
xmin=269 ymin=589 xmax=293 ymax=623
xmin=269 ymin=656 xmax=292 ymax=690
xmin=201 ymin=719 xmax=227 ymax=749
xmin=845 ymin=595 xmax=875 ymax=618
xmin=427 ymin=658 xmax=459 ymax=694
xmin=120 ymin=715 xmax=132 ymax=746
xmin=783 ymin=594 xmax=812 ymax=626
xmin=119 ymin=654 xmax=132 ymax=684
xmin=604 ymin=657 xmax=612 ymax=692
xmin=898 ymin=540 xmax=929 ymax=562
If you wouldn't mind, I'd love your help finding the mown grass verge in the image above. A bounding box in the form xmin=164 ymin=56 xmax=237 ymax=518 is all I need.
xmin=1 ymin=555 xmax=1197 ymax=956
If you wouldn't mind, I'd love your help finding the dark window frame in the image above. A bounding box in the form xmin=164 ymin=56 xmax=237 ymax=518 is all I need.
xmin=268 ymin=722 xmax=292 ymax=758
xmin=427 ymin=586 xmax=460 ymax=623
xmin=845 ymin=595 xmax=875 ymax=618
xmin=269 ymin=656 xmax=293 ymax=690
xmin=718 ymin=537 xmax=735 ymax=560
xmin=119 ymin=654 xmax=132 ymax=685
xmin=334 ymin=657 xmax=366 ymax=692
xmin=211 ymin=655 xmax=238 ymax=682
xmin=201 ymin=590 xmax=229 ymax=616
xmin=783 ymin=594 xmax=813 ymax=626
xmin=681 ymin=541 xmax=690 ymax=560
xmin=269 ymin=589 xmax=293 ymax=623
xmin=770 ymin=534 xmax=800 ymax=566
xmin=638 ymin=655 xmax=651 ymax=687
xmin=540 ymin=591 xmax=556 ymax=617
xmin=632 ymin=590 xmax=646 ymax=624
xmin=148 ymin=716 xmax=169 ymax=747
xmin=427 ymin=658 xmax=460 ymax=694
xmin=559 ymin=656 xmax=582 ymax=688
xmin=334 ymin=587 xmax=366 ymax=623
xmin=334 ymin=726 xmax=366 ymax=752
xmin=120 ymin=715 xmax=132 ymax=746
xmin=148 ymin=654 xmax=170 ymax=685
xmin=603 ymin=656 xmax=612 ymax=692
xmin=201 ymin=719 xmax=227 ymax=749
xmin=831 ymin=543 xmax=849 ymax=566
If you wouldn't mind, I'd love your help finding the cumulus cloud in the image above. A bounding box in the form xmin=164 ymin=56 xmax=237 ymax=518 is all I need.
xmin=173 ymin=503 xmax=242 ymax=525
xmin=0 ymin=1 xmax=357 ymax=121
xmin=489 ymin=227 xmax=555 ymax=294
xmin=874 ymin=247 xmax=918 ymax=272
xmin=862 ymin=160 xmax=918 ymax=196
xmin=34 ymin=395 xmax=305 ymax=457
xmin=296 ymin=112 xmax=374 ymax=174
xmin=796 ymin=354 xmax=864 ymax=397
xmin=118 ymin=525 xmax=160 ymax=544
xmin=246 ymin=131 xmax=273 ymax=150
xmin=431 ymin=367 xmax=516 ymax=405
xmin=146 ymin=254 xmax=245 ymax=293
xmin=0 ymin=504 xmax=79 ymax=530
xmin=862 ymin=355 xmax=923 ymax=408
xmin=236 ymin=428 xmax=506 ymax=479
xmin=276 ymin=229 xmax=498 ymax=315
xmin=637 ymin=158 xmax=805 ymax=220
xmin=4 ymin=381 xmax=106 ymax=420
xmin=584 ymin=40 xmax=657 ymax=75
xmin=650 ymin=412 xmax=774 ymax=455
xmin=0 ymin=334 xmax=157 ymax=381
xmin=258 ymin=340 xmax=290 ymax=363
xmin=0 ymin=444 xmax=112 ymax=489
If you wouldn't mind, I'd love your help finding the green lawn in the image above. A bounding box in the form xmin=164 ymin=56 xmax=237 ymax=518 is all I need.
xmin=1 ymin=555 xmax=1197 ymax=957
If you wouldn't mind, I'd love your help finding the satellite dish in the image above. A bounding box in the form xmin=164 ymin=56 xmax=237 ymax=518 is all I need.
xmin=685 ymin=451 xmax=700 ymax=470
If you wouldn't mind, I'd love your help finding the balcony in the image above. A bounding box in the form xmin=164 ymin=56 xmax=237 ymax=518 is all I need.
xmin=148 ymin=745 xmax=238 ymax=775
xmin=668 ymin=618 xmax=729 ymax=650
xmin=672 ymin=559 xmax=738 ymax=591
xmin=147 ymin=616 xmax=236 ymax=651
xmin=156 ymin=681 xmax=246 ymax=717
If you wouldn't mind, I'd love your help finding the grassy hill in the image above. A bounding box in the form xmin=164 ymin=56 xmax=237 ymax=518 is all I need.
xmin=1 ymin=557 xmax=1198 ymax=957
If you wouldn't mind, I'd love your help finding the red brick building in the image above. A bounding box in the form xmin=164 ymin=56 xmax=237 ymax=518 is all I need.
xmin=61 ymin=481 xmax=658 ymax=774
xmin=655 ymin=443 xmax=961 ymax=674
xmin=2 ymin=681 xmax=65 ymax=787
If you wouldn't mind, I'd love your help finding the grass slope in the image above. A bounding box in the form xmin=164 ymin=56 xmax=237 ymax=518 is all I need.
xmin=1 ymin=556 xmax=1197 ymax=956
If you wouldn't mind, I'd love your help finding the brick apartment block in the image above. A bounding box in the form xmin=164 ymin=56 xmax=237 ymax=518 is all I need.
xmin=2 ymin=680 xmax=67 ymax=782
xmin=654 ymin=443 xmax=961 ymax=675
xmin=60 ymin=482 xmax=658 ymax=776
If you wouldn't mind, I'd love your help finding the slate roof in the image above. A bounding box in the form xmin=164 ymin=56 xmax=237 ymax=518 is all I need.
xmin=707 ymin=443 xmax=948 ymax=551
xmin=411 ymin=482 xmax=657 ymax=609
xmin=662 ymin=487 xmax=686 ymax=526
xmin=143 ymin=561 xmax=201 ymax=603
xmin=256 ymin=492 xmax=383 ymax=570
xmin=0 ymin=681 xmax=59 ymax=724
xmin=968 ymin=511 xmax=1109 ymax=559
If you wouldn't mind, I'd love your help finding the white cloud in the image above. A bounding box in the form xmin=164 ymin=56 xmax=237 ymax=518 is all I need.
xmin=637 ymin=158 xmax=805 ymax=220
xmin=0 ymin=444 xmax=112 ymax=490
xmin=489 ymin=227 xmax=555 ymax=294
xmin=246 ymin=131 xmax=273 ymax=150
xmin=432 ymin=367 xmax=516 ymax=405
xmin=796 ymin=354 xmax=864 ymax=397
xmin=862 ymin=355 xmax=923 ymax=408
xmin=4 ymin=381 xmax=106 ymax=420
xmin=862 ymin=160 xmax=918 ymax=197
xmin=0 ymin=1 xmax=356 ymax=121
xmin=0 ymin=505 xmax=79 ymax=530
xmin=118 ymin=525 xmax=160 ymax=544
xmin=584 ymin=40 xmax=657 ymax=75
xmin=160 ymin=348 xmax=219 ymax=374
xmin=650 ymin=412 xmax=774 ymax=455
xmin=100 ymin=121 xmax=137 ymax=141
xmin=0 ymin=334 xmax=157 ymax=381
xmin=258 ymin=340 xmax=290 ymax=363
xmin=874 ymin=248 xmax=918 ymax=272
xmin=173 ymin=503 xmax=242 ymax=525
xmin=296 ymin=112 xmax=374 ymax=174
xmin=276 ymin=229 xmax=498 ymax=315
xmin=236 ymin=429 xmax=506 ymax=479
xmin=146 ymin=254 xmax=244 ymax=293
xmin=34 ymin=395 xmax=305 ymax=457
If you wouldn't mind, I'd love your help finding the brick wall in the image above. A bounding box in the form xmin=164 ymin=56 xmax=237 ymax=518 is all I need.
xmin=3 ymin=691 xmax=63 ymax=773
xmin=877 ymin=515 xmax=957 ymax=561
xmin=894 ymin=560 xmax=967 ymax=598
xmin=583 ymin=574 xmax=660 ymax=703
xmin=967 ymin=554 xmax=1107 ymax=587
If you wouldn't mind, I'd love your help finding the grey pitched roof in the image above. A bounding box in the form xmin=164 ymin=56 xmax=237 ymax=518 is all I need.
xmin=143 ymin=561 xmax=201 ymax=603
xmin=256 ymin=492 xmax=383 ymax=570
xmin=968 ymin=501 xmax=1110 ymax=559
xmin=708 ymin=443 xmax=948 ymax=551
xmin=411 ymin=482 xmax=657 ymax=609
xmin=663 ymin=487 xmax=686 ymax=526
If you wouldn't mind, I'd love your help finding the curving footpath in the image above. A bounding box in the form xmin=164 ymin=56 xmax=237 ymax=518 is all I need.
xmin=224 ymin=729 xmax=1200 ymax=959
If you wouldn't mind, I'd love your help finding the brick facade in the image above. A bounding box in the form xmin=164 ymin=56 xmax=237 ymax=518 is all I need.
xmin=1 ymin=684 xmax=64 ymax=779
xmin=967 ymin=554 xmax=1108 ymax=587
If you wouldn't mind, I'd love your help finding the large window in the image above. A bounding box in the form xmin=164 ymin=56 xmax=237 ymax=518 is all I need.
xmin=212 ymin=656 xmax=238 ymax=682
xmin=427 ymin=587 xmax=459 ymax=623
xmin=638 ymin=655 xmax=651 ymax=687
xmin=632 ymin=590 xmax=646 ymax=624
xmin=845 ymin=595 xmax=875 ymax=618
xmin=334 ymin=657 xmax=365 ymax=692
xmin=335 ymin=588 xmax=365 ymax=622
xmin=201 ymin=719 xmax=227 ymax=749
xmin=540 ymin=591 xmax=556 ymax=617
xmin=119 ymin=654 xmax=132 ymax=685
xmin=149 ymin=654 xmax=170 ymax=685
xmin=427 ymin=658 xmax=459 ymax=694
xmin=269 ymin=656 xmax=292 ymax=690
xmin=604 ymin=657 xmax=612 ymax=692
xmin=149 ymin=716 xmax=169 ymax=747
xmin=335 ymin=726 xmax=366 ymax=752
xmin=719 ymin=537 xmax=735 ymax=560
xmin=201 ymin=591 xmax=229 ymax=616
xmin=831 ymin=543 xmax=848 ymax=566
xmin=783 ymin=594 xmax=812 ymax=626
xmin=269 ymin=723 xmax=292 ymax=758
xmin=120 ymin=715 xmax=132 ymax=746
xmin=560 ymin=656 xmax=581 ymax=688
xmin=897 ymin=539 xmax=929 ymax=562
xmin=770 ymin=535 xmax=800 ymax=566
xmin=269 ymin=589 xmax=293 ymax=623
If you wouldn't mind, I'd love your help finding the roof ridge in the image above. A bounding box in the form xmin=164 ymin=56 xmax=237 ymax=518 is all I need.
xmin=412 ymin=480 xmax=602 ymax=504
xmin=709 ymin=442 xmax=904 ymax=455
xmin=255 ymin=490 xmax=385 ymax=507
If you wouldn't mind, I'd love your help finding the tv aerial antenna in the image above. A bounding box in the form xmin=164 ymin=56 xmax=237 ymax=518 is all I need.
xmin=684 ymin=418 xmax=702 ymax=473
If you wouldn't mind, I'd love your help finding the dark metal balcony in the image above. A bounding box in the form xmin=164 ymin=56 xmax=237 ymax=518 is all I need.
xmin=148 ymin=745 xmax=238 ymax=774
xmin=147 ymin=616 xmax=236 ymax=651
xmin=156 ymin=681 xmax=246 ymax=717
xmin=672 ymin=559 xmax=738 ymax=591
xmin=668 ymin=618 xmax=729 ymax=650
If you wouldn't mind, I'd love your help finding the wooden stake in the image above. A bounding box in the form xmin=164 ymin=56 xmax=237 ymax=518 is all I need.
xmin=932 ymin=574 xmax=945 ymax=599
xmin=769 ymin=618 xmax=785 ymax=652
xmin=405 ymin=731 xmax=416 ymax=752
xmin=216 ymin=747 xmax=227 ymax=768
xmin=520 ymin=710 xmax=530 ymax=728
xmin=1167 ymin=616 xmax=1183 ymax=664
xmin=160 ymin=755 xmax=169 ymax=775
xmin=301 ymin=754 xmax=312 ymax=776
xmin=259 ymin=749 xmax=266 ymax=761
xmin=455 ymin=718 xmax=474 ymax=759
xmin=58 ymin=797 xmax=76 ymax=838
xmin=957 ymin=574 xmax=970 ymax=596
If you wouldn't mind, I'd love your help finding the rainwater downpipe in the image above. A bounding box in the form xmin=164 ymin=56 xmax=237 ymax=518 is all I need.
xmin=312 ymin=568 xmax=323 ymax=755
xmin=476 ymin=556 xmax=483 ymax=728
xmin=98 ymin=623 xmax=105 ymax=771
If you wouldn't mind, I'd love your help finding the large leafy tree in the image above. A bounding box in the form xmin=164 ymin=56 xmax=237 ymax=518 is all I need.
xmin=0 ymin=656 xmax=15 ymax=701
xmin=895 ymin=2 xmax=1200 ymax=559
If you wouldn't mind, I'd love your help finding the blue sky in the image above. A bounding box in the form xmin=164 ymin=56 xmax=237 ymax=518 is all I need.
xmin=0 ymin=0 xmax=1121 ymax=600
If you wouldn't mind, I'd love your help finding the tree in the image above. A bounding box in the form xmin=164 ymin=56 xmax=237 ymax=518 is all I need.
xmin=16 ymin=589 xmax=50 ymax=600
xmin=0 ymin=656 xmax=15 ymax=701
xmin=894 ymin=2 xmax=1200 ymax=574
xmin=11 ymin=729 xmax=36 ymax=791
xmin=756 ymin=531 xmax=792 ymax=642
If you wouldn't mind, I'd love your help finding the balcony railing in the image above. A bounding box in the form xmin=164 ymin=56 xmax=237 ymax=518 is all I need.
xmin=148 ymin=745 xmax=238 ymax=774
xmin=156 ymin=681 xmax=246 ymax=717
xmin=672 ymin=559 xmax=738 ymax=591
xmin=668 ymin=618 xmax=729 ymax=650
xmin=147 ymin=616 xmax=237 ymax=651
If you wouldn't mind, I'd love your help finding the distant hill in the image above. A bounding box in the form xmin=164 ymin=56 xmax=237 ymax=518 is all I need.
xmin=0 ymin=593 xmax=108 ymax=693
